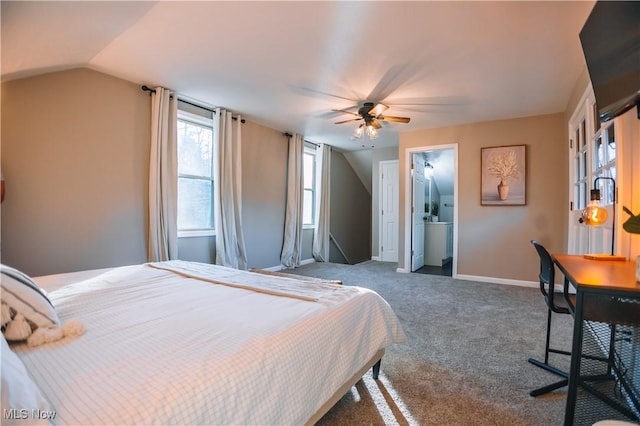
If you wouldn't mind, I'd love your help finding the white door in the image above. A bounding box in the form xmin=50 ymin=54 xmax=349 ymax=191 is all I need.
xmin=380 ymin=161 xmax=398 ymax=262
xmin=568 ymin=87 xmax=617 ymax=255
xmin=568 ymin=93 xmax=592 ymax=254
xmin=411 ymin=157 xmax=425 ymax=271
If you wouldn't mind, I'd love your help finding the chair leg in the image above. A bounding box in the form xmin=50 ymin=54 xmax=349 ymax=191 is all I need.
xmin=528 ymin=307 xmax=570 ymax=397
xmin=529 ymin=378 xmax=568 ymax=397
xmin=544 ymin=307 xmax=552 ymax=364
xmin=528 ymin=358 xmax=569 ymax=378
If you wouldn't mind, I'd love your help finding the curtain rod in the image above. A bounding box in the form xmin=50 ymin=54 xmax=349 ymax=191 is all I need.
xmin=141 ymin=85 xmax=245 ymax=123
xmin=282 ymin=132 xmax=320 ymax=147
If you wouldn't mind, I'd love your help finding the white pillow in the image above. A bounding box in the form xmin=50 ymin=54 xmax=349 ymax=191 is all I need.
xmin=1 ymin=264 xmax=60 ymax=329
xmin=1 ymin=335 xmax=52 ymax=425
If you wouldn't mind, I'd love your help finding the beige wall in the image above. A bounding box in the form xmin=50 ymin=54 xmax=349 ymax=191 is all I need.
xmin=330 ymin=150 xmax=371 ymax=264
xmin=399 ymin=113 xmax=567 ymax=282
xmin=0 ymin=68 xmax=296 ymax=274
xmin=241 ymin=121 xmax=288 ymax=268
xmin=1 ymin=68 xmax=150 ymax=275
xmin=0 ymin=67 xmax=369 ymax=275
xmin=152 ymin=116 xmax=291 ymax=269
xmin=5 ymin=67 xmax=631 ymax=279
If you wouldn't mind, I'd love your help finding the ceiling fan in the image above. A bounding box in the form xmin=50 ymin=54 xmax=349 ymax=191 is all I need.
xmin=333 ymin=102 xmax=410 ymax=139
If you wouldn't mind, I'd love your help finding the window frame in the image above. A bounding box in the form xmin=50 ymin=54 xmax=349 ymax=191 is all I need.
xmin=592 ymin=120 xmax=616 ymax=206
xmin=177 ymin=109 xmax=216 ymax=238
xmin=303 ymin=145 xmax=317 ymax=229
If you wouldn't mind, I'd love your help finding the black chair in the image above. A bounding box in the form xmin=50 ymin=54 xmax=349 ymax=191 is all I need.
xmin=528 ymin=240 xmax=574 ymax=397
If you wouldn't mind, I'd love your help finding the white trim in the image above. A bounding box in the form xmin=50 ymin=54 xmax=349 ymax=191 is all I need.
xmin=371 ymin=256 xmax=381 ymax=261
xmin=456 ymin=274 xmax=538 ymax=289
xmin=177 ymin=109 xmax=214 ymax=127
xmin=403 ymin=143 xmax=459 ymax=277
xmin=303 ymin=147 xmax=317 ymax=228
xmin=261 ymin=264 xmax=284 ymax=272
xmin=178 ymin=229 xmax=216 ymax=238
xmin=264 ymin=257 xmax=316 ymax=272
xmin=177 ymin=110 xmax=216 ymax=236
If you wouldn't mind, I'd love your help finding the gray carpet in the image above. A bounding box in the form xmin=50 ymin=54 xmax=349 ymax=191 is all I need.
xmin=288 ymin=261 xmax=573 ymax=426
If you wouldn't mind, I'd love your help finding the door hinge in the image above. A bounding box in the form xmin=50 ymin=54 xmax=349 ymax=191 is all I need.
xmin=570 ymin=201 xmax=573 ymax=211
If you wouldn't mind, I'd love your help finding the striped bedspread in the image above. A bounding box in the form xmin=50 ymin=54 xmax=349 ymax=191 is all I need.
xmin=14 ymin=262 xmax=405 ymax=425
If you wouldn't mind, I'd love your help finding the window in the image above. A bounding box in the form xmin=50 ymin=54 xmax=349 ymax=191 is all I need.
xmin=177 ymin=109 xmax=215 ymax=236
xmin=593 ymin=121 xmax=616 ymax=206
xmin=303 ymin=146 xmax=316 ymax=227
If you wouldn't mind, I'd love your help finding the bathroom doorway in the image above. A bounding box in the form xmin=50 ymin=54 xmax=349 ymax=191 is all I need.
xmin=406 ymin=145 xmax=457 ymax=277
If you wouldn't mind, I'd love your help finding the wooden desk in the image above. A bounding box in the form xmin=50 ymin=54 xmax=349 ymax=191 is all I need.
xmin=552 ymin=254 xmax=640 ymax=425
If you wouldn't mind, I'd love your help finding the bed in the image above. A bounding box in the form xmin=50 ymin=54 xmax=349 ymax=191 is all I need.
xmin=1 ymin=260 xmax=406 ymax=425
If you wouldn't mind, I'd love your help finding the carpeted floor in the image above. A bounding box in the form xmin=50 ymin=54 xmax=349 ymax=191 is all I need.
xmin=287 ymin=261 xmax=574 ymax=426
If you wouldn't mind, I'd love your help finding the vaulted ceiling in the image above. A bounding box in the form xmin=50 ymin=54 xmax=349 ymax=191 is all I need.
xmin=1 ymin=1 xmax=595 ymax=152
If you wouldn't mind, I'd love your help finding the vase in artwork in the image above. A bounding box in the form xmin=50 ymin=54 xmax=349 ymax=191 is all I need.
xmin=497 ymin=181 xmax=509 ymax=200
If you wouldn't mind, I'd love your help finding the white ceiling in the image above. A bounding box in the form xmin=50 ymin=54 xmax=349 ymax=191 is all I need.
xmin=1 ymin=1 xmax=595 ymax=153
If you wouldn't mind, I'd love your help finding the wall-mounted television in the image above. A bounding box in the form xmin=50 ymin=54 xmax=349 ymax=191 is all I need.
xmin=579 ymin=1 xmax=640 ymax=122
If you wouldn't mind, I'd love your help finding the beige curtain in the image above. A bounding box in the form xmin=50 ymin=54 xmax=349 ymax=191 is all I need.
xmin=280 ymin=133 xmax=304 ymax=268
xmin=312 ymin=144 xmax=331 ymax=262
xmin=148 ymin=87 xmax=178 ymax=262
xmin=214 ymin=108 xmax=247 ymax=269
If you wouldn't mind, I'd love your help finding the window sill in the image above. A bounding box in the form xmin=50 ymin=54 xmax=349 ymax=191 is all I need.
xmin=303 ymin=224 xmax=316 ymax=230
xmin=178 ymin=230 xmax=216 ymax=238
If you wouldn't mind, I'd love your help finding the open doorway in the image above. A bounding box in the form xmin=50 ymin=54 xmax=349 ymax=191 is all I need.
xmin=405 ymin=145 xmax=458 ymax=277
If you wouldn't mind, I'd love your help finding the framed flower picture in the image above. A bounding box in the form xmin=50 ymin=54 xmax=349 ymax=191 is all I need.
xmin=481 ymin=145 xmax=526 ymax=205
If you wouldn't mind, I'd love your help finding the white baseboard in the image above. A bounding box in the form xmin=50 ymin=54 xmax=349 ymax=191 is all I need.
xmin=456 ymin=274 xmax=538 ymax=289
xmin=266 ymin=259 xmax=540 ymax=289
xmin=264 ymin=258 xmax=316 ymax=272
xmin=262 ymin=264 xmax=283 ymax=272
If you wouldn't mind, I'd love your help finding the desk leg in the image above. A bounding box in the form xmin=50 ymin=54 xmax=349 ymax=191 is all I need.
xmin=564 ymin=289 xmax=584 ymax=426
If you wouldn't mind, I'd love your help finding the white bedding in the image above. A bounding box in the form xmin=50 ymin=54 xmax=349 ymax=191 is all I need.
xmin=13 ymin=261 xmax=405 ymax=425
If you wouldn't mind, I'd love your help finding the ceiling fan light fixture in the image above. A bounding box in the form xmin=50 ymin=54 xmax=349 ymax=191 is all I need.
xmin=366 ymin=124 xmax=378 ymax=139
xmin=339 ymin=102 xmax=410 ymax=141
xmin=353 ymin=124 xmax=364 ymax=139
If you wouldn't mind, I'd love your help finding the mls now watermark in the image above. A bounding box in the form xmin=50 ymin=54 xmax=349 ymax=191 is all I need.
xmin=4 ymin=409 xmax=57 ymax=421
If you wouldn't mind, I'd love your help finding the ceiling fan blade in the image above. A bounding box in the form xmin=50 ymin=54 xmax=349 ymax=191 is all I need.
xmin=385 ymin=96 xmax=468 ymax=107
xmin=334 ymin=118 xmax=362 ymax=125
xmin=332 ymin=109 xmax=361 ymax=117
xmin=378 ymin=115 xmax=410 ymax=123
xmin=371 ymin=119 xmax=382 ymax=129
xmin=368 ymin=103 xmax=389 ymax=117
